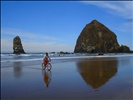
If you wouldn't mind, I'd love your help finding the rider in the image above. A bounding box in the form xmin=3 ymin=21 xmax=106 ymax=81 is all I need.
xmin=43 ymin=53 xmax=51 ymax=66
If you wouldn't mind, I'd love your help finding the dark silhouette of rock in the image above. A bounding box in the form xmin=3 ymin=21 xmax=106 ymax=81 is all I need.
xmin=74 ymin=20 xmax=131 ymax=53
xmin=77 ymin=58 xmax=118 ymax=89
xmin=112 ymin=45 xmax=130 ymax=53
xmin=98 ymin=52 xmax=104 ymax=55
xmin=13 ymin=36 xmax=26 ymax=54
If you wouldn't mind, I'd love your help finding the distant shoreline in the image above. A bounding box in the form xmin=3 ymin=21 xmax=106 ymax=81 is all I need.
xmin=1 ymin=52 xmax=133 ymax=54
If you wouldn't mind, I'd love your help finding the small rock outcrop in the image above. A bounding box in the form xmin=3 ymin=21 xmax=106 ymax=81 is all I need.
xmin=74 ymin=20 xmax=131 ymax=53
xmin=13 ymin=36 xmax=26 ymax=54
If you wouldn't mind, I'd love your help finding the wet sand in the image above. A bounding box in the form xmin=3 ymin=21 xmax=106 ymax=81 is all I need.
xmin=1 ymin=56 xmax=133 ymax=100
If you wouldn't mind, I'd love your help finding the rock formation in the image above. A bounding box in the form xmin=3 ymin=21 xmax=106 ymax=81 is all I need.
xmin=13 ymin=36 xmax=26 ymax=54
xmin=74 ymin=20 xmax=130 ymax=53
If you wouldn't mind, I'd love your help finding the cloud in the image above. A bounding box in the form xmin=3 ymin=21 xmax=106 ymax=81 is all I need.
xmin=1 ymin=38 xmax=13 ymax=53
xmin=23 ymin=41 xmax=74 ymax=52
xmin=1 ymin=38 xmax=74 ymax=53
xmin=113 ymin=21 xmax=133 ymax=33
xmin=82 ymin=1 xmax=133 ymax=50
xmin=1 ymin=28 xmax=74 ymax=52
xmin=82 ymin=1 xmax=133 ymax=19
xmin=1 ymin=28 xmax=59 ymax=42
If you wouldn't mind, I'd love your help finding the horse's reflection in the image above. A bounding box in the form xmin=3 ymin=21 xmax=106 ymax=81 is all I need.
xmin=42 ymin=70 xmax=52 ymax=88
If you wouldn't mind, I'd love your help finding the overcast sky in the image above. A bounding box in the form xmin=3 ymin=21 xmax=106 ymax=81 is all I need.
xmin=1 ymin=1 xmax=133 ymax=53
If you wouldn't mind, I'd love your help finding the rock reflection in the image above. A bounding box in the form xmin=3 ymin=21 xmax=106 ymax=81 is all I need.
xmin=14 ymin=62 xmax=22 ymax=78
xmin=77 ymin=58 xmax=118 ymax=89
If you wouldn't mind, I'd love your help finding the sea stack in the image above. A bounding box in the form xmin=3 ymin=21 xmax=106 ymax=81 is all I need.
xmin=74 ymin=20 xmax=130 ymax=53
xmin=13 ymin=36 xmax=26 ymax=54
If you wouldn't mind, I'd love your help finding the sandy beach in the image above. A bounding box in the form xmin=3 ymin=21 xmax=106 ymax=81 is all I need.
xmin=1 ymin=55 xmax=133 ymax=100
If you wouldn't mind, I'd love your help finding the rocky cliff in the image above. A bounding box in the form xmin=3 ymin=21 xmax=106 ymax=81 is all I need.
xmin=74 ymin=20 xmax=130 ymax=53
xmin=13 ymin=36 xmax=26 ymax=54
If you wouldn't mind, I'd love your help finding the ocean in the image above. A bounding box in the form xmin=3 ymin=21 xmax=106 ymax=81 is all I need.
xmin=1 ymin=52 xmax=133 ymax=100
xmin=1 ymin=52 xmax=133 ymax=67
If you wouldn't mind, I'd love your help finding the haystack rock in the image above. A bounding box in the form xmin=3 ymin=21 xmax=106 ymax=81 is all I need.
xmin=74 ymin=20 xmax=130 ymax=53
xmin=13 ymin=36 xmax=26 ymax=54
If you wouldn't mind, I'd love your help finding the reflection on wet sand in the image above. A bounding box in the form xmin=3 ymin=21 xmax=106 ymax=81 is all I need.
xmin=77 ymin=58 xmax=118 ymax=89
xmin=14 ymin=62 xmax=22 ymax=78
xmin=42 ymin=70 xmax=52 ymax=88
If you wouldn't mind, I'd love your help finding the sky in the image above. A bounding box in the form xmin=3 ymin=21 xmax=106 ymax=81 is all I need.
xmin=1 ymin=1 xmax=133 ymax=53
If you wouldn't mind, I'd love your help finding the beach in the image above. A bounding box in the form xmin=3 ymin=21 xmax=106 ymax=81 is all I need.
xmin=1 ymin=54 xmax=133 ymax=100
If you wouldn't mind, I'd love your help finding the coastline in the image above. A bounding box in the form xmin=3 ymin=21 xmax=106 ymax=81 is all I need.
xmin=1 ymin=54 xmax=133 ymax=100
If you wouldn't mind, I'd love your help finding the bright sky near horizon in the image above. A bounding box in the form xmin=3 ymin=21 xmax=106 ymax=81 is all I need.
xmin=1 ymin=1 xmax=133 ymax=53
